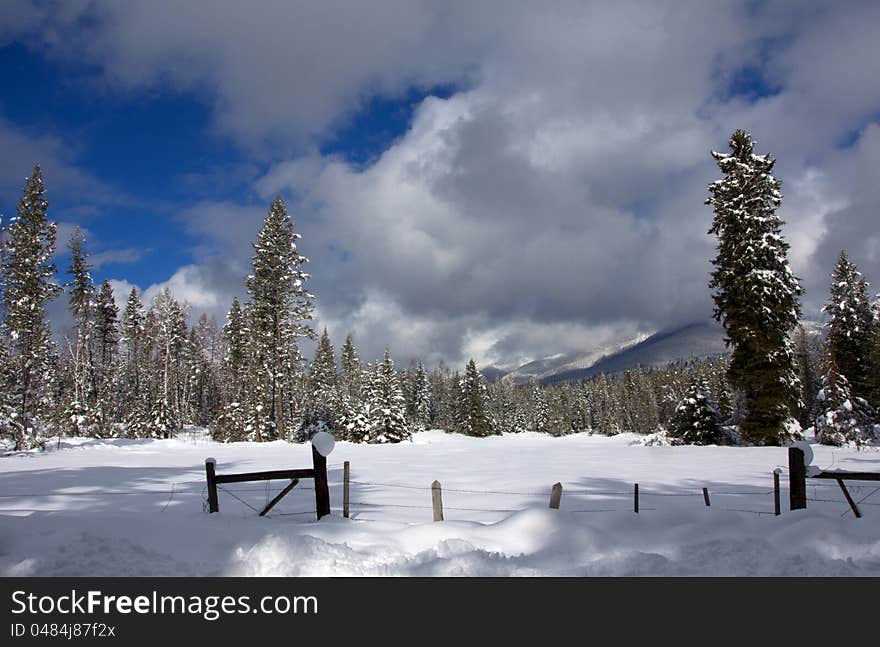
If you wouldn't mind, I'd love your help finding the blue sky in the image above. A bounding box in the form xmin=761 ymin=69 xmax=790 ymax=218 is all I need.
xmin=0 ymin=41 xmax=452 ymax=290
xmin=1 ymin=1 xmax=878 ymax=368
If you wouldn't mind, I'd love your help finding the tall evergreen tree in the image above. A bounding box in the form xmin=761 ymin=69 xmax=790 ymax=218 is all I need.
xmin=147 ymin=288 xmax=184 ymax=438
xmin=213 ymin=298 xmax=249 ymax=441
xmin=302 ymin=329 xmax=341 ymax=438
xmin=456 ymin=359 xmax=495 ymax=437
xmin=529 ymin=379 xmax=549 ymax=433
xmin=340 ymin=333 xmax=362 ymax=400
xmin=245 ymin=197 xmax=315 ymax=440
xmin=92 ymin=280 xmax=119 ymax=435
xmin=364 ymin=349 xmax=410 ymax=443
xmin=822 ymin=251 xmax=874 ymax=400
xmin=1 ymin=164 xmax=63 ymax=448
xmin=63 ymin=226 xmax=94 ymax=436
xmin=706 ymin=130 xmax=803 ymax=445
xmin=221 ymin=297 xmax=247 ymax=397
xmin=867 ymin=297 xmax=880 ymax=407
xmin=410 ymin=361 xmax=431 ymax=430
xmin=120 ymin=288 xmax=146 ymax=434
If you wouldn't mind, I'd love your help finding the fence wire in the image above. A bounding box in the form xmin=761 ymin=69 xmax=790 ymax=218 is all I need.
xmin=4 ymin=462 xmax=877 ymax=524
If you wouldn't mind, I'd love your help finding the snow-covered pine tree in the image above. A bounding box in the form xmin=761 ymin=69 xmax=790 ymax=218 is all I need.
xmin=245 ymin=197 xmax=315 ymax=441
xmin=340 ymin=333 xmax=363 ymax=400
xmin=222 ymin=297 xmax=247 ymax=390
xmin=593 ymin=374 xmax=622 ymax=435
xmin=628 ymin=366 xmax=659 ymax=434
xmin=813 ymin=353 xmax=877 ymax=447
xmin=0 ymin=322 xmax=18 ymax=443
xmin=63 ymin=226 xmax=95 ymax=436
xmin=189 ymin=314 xmax=221 ymax=426
xmin=332 ymin=333 xmax=368 ymax=441
xmin=707 ymin=130 xmax=803 ymax=445
xmin=1 ymin=165 xmax=63 ymax=449
xmin=302 ymin=328 xmax=341 ymax=439
xmin=822 ymin=251 xmax=875 ymax=400
xmin=668 ymin=377 xmax=723 ymax=445
xmin=146 ymin=288 xmax=185 ymax=438
xmin=364 ymin=349 xmax=410 ymax=443
xmin=546 ymin=385 xmax=573 ymax=436
xmin=61 ymin=226 xmax=94 ymax=437
xmin=120 ymin=288 xmax=147 ymax=436
xmin=92 ymin=280 xmax=119 ymax=436
xmin=241 ymin=303 xmax=271 ymax=442
xmin=456 ymin=359 xmax=495 ymax=437
xmin=868 ymin=297 xmax=880 ymax=407
xmin=488 ymin=379 xmax=517 ymax=433
xmin=529 ymin=379 xmax=549 ymax=433
xmin=427 ymin=363 xmax=451 ymax=429
xmin=409 ymin=361 xmax=431 ymax=431
xmin=569 ymin=382 xmax=592 ymax=433
xmin=213 ymin=297 xmax=248 ymax=441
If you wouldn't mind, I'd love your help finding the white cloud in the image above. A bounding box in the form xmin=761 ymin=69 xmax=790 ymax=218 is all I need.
xmin=9 ymin=1 xmax=880 ymax=367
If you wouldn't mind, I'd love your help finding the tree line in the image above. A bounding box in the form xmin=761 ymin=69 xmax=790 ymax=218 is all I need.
xmin=1 ymin=130 xmax=878 ymax=450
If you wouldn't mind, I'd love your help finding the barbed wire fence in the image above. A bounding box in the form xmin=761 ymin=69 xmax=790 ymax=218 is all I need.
xmin=1 ymin=463 xmax=876 ymax=522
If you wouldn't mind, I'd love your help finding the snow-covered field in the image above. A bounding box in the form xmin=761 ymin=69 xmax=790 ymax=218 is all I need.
xmin=2 ymin=430 xmax=880 ymax=576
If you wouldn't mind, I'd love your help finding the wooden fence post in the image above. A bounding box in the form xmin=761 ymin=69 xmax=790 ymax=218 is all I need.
xmin=634 ymin=483 xmax=639 ymax=514
xmin=837 ymin=479 xmax=862 ymax=519
xmin=788 ymin=447 xmax=807 ymax=511
xmin=343 ymin=461 xmax=350 ymax=519
xmin=205 ymin=458 xmax=219 ymax=513
xmin=702 ymin=487 xmax=710 ymax=507
xmin=773 ymin=469 xmax=781 ymax=516
xmin=312 ymin=445 xmax=331 ymax=520
xmin=549 ymin=482 xmax=563 ymax=509
xmin=432 ymin=480 xmax=444 ymax=521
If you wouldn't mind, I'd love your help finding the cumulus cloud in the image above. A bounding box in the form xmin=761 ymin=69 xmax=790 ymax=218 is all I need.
xmin=7 ymin=1 xmax=880 ymax=367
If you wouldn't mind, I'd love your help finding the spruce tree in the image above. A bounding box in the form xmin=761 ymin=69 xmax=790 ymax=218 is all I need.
xmin=364 ymin=349 xmax=410 ymax=443
xmin=0 ymin=327 xmax=17 ymax=441
xmin=457 ymin=359 xmax=496 ymax=437
xmin=331 ymin=333 xmax=366 ymax=442
xmin=668 ymin=377 xmax=723 ymax=445
xmin=814 ymin=353 xmax=877 ymax=447
xmin=221 ymin=297 xmax=247 ymax=399
xmin=340 ymin=333 xmax=363 ymax=400
xmin=302 ymin=329 xmax=340 ymax=438
xmin=92 ymin=280 xmax=119 ymax=435
xmin=867 ymin=300 xmax=880 ymax=407
xmin=530 ymin=379 xmax=549 ymax=433
xmin=63 ymin=226 xmax=94 ymax=436
xmin=212 ymin=298 xmax=248 ymax=441
xmin=1 ymin=164 xmax=63 ymax=448
xmin=707 ymin=130 xmax=803 ymax=445
xmin=120 ymin=288 xmax=146 ymax=434
xmin=148 ymin=288 xmax=184 ymax=438
xmin=410 ymin=361 xmax=431 ymax=431
xmin=822 ymin=251 xmax=874 ymax=400
xmin=245 ymin=197 xmax=315 ymax=440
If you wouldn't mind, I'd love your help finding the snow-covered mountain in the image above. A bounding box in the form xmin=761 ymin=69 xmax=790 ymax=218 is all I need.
xmin=482 ymin=318 xmax=827 ymax=385
xmin=542 ymin=322 xmax=728 ymax=383
xmin=496 ymin=331 xmax=653 ymax=384
xmin=492 ymin=319 xmax=826 ymax=385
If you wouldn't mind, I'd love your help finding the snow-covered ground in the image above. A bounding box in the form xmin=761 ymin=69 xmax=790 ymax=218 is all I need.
xmin=2 ymin=429 xmax=879 ymax=576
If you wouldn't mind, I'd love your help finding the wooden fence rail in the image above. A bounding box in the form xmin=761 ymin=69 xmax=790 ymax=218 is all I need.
xmin=205 ymin=445 xmax=330 ymax=520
